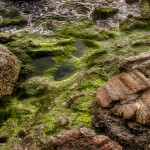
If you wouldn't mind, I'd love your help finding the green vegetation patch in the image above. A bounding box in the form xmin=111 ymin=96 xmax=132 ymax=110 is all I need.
xmin=0 ymin=10 xmax=27 ymax=27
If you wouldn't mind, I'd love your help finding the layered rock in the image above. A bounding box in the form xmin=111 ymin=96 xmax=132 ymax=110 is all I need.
xmin=43 ymin=128 xmax=122 ymax=150
xmin=0 ymin=45 xmax=20 ymax=100
xmin=93 ymin=69 xmax=150 ymax=149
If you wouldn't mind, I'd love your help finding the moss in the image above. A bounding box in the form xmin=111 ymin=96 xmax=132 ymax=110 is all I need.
xmin=20 ymin=77 xmax=52 ymax=97
xmin=141 ymin=0 xmax=150 ymax=18
xmin=92 ymin=6 xmax=119 ymax=20
xmin=57 ymin=38 xmax=76 ymax=46
xmin=120 ymin=0 xmax=150 ymax=31
xmin=1 ymin=15 xmax=150 ymax=149
xmin=120 ymin=17 xmax=150 ymax=31
xmin=0 ymin=10 xmax=27 ymax=27
xmin=61 ymin=26 xmax=119 ymax=40
xmin=0 ymin=32 xmax=10 ymax=43
xmin=82 ymin=39 xmax=100 ymax=48
xmin=6 ymin=32 xmax=76 ymax=76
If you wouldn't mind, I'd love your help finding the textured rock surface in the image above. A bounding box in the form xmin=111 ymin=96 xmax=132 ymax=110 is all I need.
xmin=43 ymin=128 xmax=122 ymax=150
xmin=0 ymin=45 xmax=20 ymax=99
xmin=119 ymin=52 xmax=150 ymax=77
xmin=93 ymin=69 xmax=150 ymax=149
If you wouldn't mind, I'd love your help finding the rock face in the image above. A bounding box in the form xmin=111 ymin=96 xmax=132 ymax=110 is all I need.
xmin=43 ymin=128 xmax=122 ymax=150
xmin=93 ymin=69 xmax=150 ymax=149
xmin=0 ymin=45 xmax=20 ymax=100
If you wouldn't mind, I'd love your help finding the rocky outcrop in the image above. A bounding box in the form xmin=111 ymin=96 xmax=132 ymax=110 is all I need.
xmin=93 ymin=69 xmax=150 ymax=149
xmin=0 ymin=45 xmax=20 ymax=100
xmin=43 ymin=128 xmax=122 ymax=150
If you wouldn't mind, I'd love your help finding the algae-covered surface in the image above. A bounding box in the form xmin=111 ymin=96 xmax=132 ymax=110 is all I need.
xmin=0 ymin=0 xmax=150 ymax=149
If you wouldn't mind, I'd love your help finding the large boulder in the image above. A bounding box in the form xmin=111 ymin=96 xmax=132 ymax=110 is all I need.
xmin=0 ymin=45 xmax=21 ymax=100
xmin=43 ymin=128 xmax=122 ymax=150
xmin=93 ymin=69 xmax=150 ymax=149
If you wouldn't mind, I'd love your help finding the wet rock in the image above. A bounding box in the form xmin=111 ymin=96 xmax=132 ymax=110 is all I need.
xmin=91 ymin=6 xmax=119 ymax=20
xmin=0 ymin=45 xmax=21 ymax=100
xmin=43 ymin=128 xmax=122 ymax=150
xmin=93 ymin=69 xmax=150 ymax=149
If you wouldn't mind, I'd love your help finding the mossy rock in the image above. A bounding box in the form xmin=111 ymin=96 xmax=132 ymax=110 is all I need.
xmin=0 ymin=10 xmax=27 ymax=27
xmin=141 ymin=0 xmax=150 ymax=18
xmin=91 ymin=6 xmax=119 ymax=20
xmin=0 ymin=32 xmax=10 ymax=43
xmin=120 ymin=17 xmax=150 ymax=31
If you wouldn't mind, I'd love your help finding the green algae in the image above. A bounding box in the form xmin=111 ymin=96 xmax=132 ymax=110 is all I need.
xmin=0 ymin=10 xmax=150 ymax=149
xmin=0 ymin=10 xmax=27 ymax=27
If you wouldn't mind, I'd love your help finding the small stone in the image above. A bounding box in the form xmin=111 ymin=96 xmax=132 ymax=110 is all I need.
xmin=57 ymin=116 xmax=69 ymax=126
xmin=18 ymin=128 xmax=27 ymax=138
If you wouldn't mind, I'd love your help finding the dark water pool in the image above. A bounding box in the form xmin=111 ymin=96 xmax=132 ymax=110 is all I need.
xmin=26 ymin=56 xmax=54 ymax=78
xmin=54 ymin=59 xmax=76 ymax=81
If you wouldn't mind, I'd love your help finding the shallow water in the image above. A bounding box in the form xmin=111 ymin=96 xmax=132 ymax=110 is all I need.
xmin=73 ymin=39 xmax=88 ymax=57
xmin=54 ymin=59 xmax=76 ymax=81
xmin=26 ymin=56 xmax=54 ymax=78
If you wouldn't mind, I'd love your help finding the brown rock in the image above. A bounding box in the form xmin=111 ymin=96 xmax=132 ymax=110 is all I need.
xmin=93 ymin=69 xmax=150 ymax=149
xmin=43 ymin=128 xmax=122 ymax=150
xmin=0 ymin=45 xmax=20 ymax=100
xmin=18 ymin=128 xmax=28 ymax=138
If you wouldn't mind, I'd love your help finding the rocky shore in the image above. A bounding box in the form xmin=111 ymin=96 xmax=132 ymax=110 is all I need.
xmin=0 ymin=0 xmax=149 ymax=149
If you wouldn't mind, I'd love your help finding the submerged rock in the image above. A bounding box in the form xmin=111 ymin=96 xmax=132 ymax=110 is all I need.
xmin=0 ymin=45 xmax=20 ymax=100
xmin=43 ymin=128 xmax=122 ymax=150
xmin=93 ymin=69 xmax=150 ymax=149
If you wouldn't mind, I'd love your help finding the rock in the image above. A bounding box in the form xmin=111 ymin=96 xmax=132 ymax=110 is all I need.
xmin=125 ymin=0 xmax=139 ymax=4
xmin=43 ymin=128 xmax=122 ymax=150
xmin=93 ymin=69 xmax=150 ymax=149
xmin=57 ymin=116 xmax=69 ymax=126
xmin=119 ymin=52 xmax=150 ymax=77
xmin=91 ymin=6 xmax=119 ymax=20
xmin=0 ymin=45 xmax=21 ymax=100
